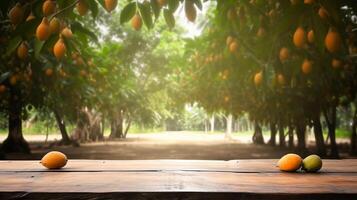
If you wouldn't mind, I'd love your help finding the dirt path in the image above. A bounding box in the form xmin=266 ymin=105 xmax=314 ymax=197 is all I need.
xmin=2 ymin=132 xmax=355 ymax=160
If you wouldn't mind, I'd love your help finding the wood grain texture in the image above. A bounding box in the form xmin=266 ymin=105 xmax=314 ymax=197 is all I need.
xmin=1 ymin=159 xmax=357 ymax=172
xmin=0 ymin=159 xmax=356 ymax=198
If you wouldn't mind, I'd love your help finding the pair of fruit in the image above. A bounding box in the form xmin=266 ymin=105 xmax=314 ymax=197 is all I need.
xmin=277 ymin=153 xmax=322 ymax=172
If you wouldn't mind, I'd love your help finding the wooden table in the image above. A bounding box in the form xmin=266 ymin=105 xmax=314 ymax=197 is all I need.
xmin=0 ymin=159 xmax=357 ymax=199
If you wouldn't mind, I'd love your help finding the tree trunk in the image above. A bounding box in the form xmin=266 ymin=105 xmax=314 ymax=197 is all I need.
xmin=295 ymin=121 xmax=306 ymax=152
xmin=312 ymin=114 xmax=327 ymax=156
xmin=288 ymin=126 xmax=294 ymax=148
xmin=278 ymin=122 xmax=285 ymax=148
xmin=210 ymin=115 xmax=215 ymax=132
xmin=1 ymin=88 xmax=30 ymax=153
xmin=252 ymin=122 xmax=264 ymax=144
xmin=109 ymin=111 xmax=123 ymax=138
xmin=324 ymin=106 xmax=339 ymax=158
xmin=351 ymin=107 xmax=357 ymax=155
xmin=225 ymin=114 xmax=233 ymax=139
xmin=53 ymin=110 xmax=71 ymax=145
xmin=123 ymin=118 xmax=131 ymax=139
xmin=268 ymin=122 xmax=276 ymax=146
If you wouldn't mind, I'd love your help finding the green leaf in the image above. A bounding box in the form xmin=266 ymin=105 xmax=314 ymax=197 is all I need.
xmin=139 ymin=2 xmax=153 ymax=29
xmin=120 ymin=2 xmax=136 ymax=24
xmin=86 ymin=0 xmax=99 ymax=18
xmin=164 ymin=9 xmax=175 ymax=29
xmin=34 ymin=40 xmax=45 ymax=59
xmin=168 ymin=0 xmax=180 ymax=13
xmin=150 ymin=0 xmax=161 ymax=21
xmin=6 ymin=36 xmax=22 ymax=57
xmin=71 ymin=22 xmax=99 ymax=43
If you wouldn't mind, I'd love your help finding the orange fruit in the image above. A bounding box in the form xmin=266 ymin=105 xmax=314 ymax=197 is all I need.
xmin=0 ymin=85 xmax=6 ymax=93
xmin=325 ymin=28 xmax=342 ymax=53
xmin=8 ymin=3 xmax=24 ymax=25
xmin=53 ymin=38 xmax=66 ymax=60
xmin=36 ymin=18 xmax=51 ymax=41
xmin=331 ymin=59 xmax=342 ymax=69
xmin=307 ymin=29 xmax=315 ymax=43
xmin=277 ymin=74 xmax=285 ymax=85
xmin=229 ymin=41 xmax=238 ymax=53
xmin=224 ymin=95 xmax=230 ymax=103
xmin=318 ymin=7 xmax=328 ymax=19
xmin=104 ymin=0 xmax=118 ymax=12
xmin=157 ymin=0 xmax=167 ymax=7
xmin=304 ymin=0 xmax=314 ymax=4
xmin=26 ymin=12 xmax=35 ymax=21
xmin=254 ymin=71 xmax=263 ymax=86
xmin=10 ymin=75 xmax=17 ymax=85
xmin=257 ymin=27 xmax=266 ymax=37
xmin=277 ymin=153 xmax=302 ymax=172
xmin=185 ymin=1 xmax=197 ymax=22
xmin=61 ymin=27 xmax=73 ymax=38
xmin=17 ymin=41 xmax=28 ymax=60
xmin=302 ymin=59 xmax=313 ymax=74
xmin=131 ymin=14 xmax=142 ymax=31
xmin=42 ymin=0 xmax=56 ymax=16
xmin=45 ymin=68 xmax=54 ymax=76
xmin=76 ymin=0 xmax=89 ymax=16
xmin=226 ymin=36 xmax=234 ymax=46
xmin=293 ymin=27 xmax=306 ymax=48
xmin=41 ymin=151 xmax=68 ymax=169
xmin=279 ymin=47 xmax=289 ymax=62
xmin=49 ymin=17 xmax=60 ymax=33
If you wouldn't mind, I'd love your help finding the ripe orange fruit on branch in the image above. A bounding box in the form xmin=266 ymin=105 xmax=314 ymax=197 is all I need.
xmin=185 ymin=1 xmax=197 ymax=22
xmin=279 ymin=47 xmax=289 ymax=62
xmin=254 ymin=71 xmax=263 ymax=86
xmin=36 ymin=18 xmax=51 ymax=41
xmin=226 ymin=36 xmax=234 ymax=46
xmin=229 ymin=41 xmax=238 ymax=53
xmin=318 ymin=7 xmax=328 ymax=19
xmin=293 ymin=27 xmax=306 ymax=48
xmin=157 ymin=0 xmax=167 ymax=7
xmin=331 ymin=59 xmax=342 ymax=69
xmin=45 ymin=68 xmax=54 ymax=76
xmin=0 ymin=85 xmax=6 ymax=93
xmin=325 ymin=28 xmax=342 ymax=53
xmin=131 ymin=14 xmax=142 ymax=31
xmin=42 ymin=0 xmax=56 ymax=17
xmin=9 ymin=3 xmax=24 ymax=25
xmin=50 ymin=17 xmax=60 ymax=33
xmin=17 ymin=41 xmax=28 ymax=60
xmin=277 ymin=74 xmax=285 ymax=85
xmin=304 ymin=0 xmax=314 ymax=4
xmin=53 ymin=38 xmax=66 ymax=60
xmin=307 ymin=30 xmax=315 ymax=43
xmin=61 ymin=27 xmax=73 ymax=38
xmin=77 ymin=0 xmax=89 ymax=16
xmin=302 ymin=59 xmax=313 ymax=74
xmin=41 ymin=151 xmax=68 ymax=169
xmin=277 ymin=153 xmax=302 ymax=172
xmin=104 ymin=0 xmax=118 ymax=12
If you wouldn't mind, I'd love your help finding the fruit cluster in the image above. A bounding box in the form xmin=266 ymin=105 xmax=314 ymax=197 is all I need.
xmin=278 ymin=153 xmax=323 ymax=172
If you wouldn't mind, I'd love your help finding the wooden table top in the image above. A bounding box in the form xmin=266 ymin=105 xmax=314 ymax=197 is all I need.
xmin=0 ymin=159 xmax=357 ymax=199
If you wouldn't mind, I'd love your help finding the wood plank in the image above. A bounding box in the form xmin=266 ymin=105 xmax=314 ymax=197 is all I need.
xmin=0 ymin=171 xmax=357 ymax=193
xmin=0 ymin=159 xmax=356 ymax=173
